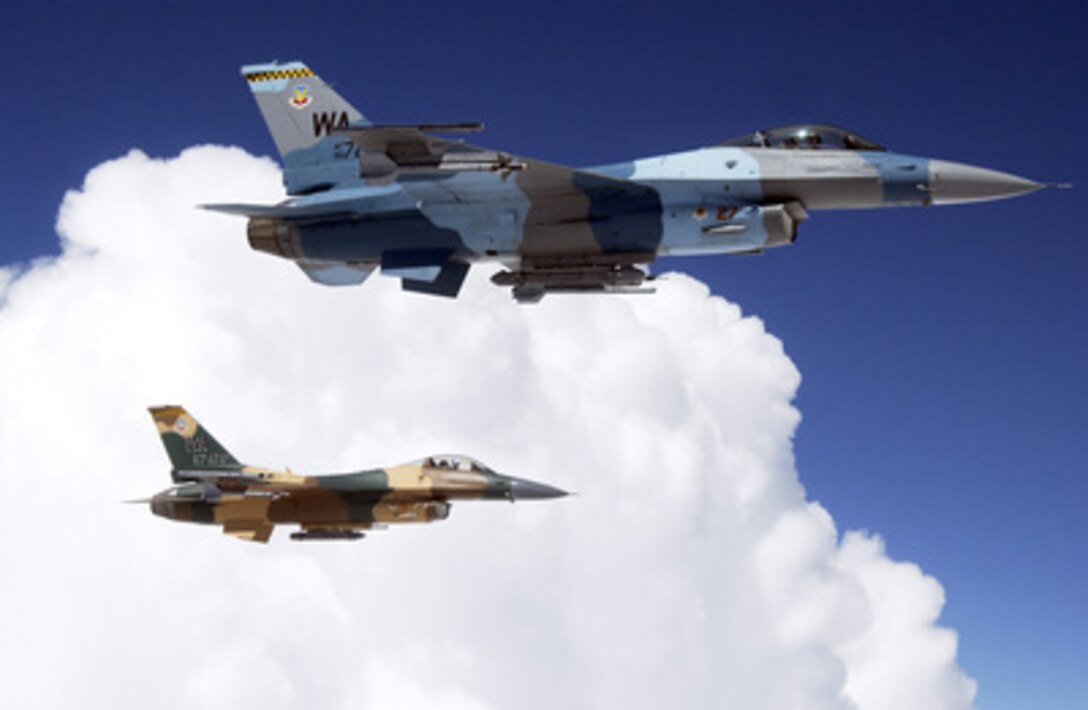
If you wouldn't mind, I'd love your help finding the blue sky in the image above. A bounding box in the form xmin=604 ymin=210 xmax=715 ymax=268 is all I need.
xmin=2 ymin=1 xmax=1084 ymax=707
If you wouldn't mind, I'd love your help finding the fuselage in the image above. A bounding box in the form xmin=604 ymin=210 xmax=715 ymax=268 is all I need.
xmin=149 ymin=455 xmax=566 ymax=540
xmin=226 ymin=62 xmax=1044 ymax=301
xmin=250 ymin=142 xmax=1039 ymax=269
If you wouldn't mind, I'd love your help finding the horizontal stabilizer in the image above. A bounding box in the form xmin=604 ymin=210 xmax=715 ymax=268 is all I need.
xmin=202 ymin=202 xmax=283 ymax=217
xmin=202 ymin=202 xmax=354 ymax=219
xmin=202 ymin=185 xmax=410 ymax=220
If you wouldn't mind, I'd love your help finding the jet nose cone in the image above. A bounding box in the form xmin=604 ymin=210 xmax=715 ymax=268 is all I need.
xmin=150 ymin=493 xmax=172 ymax=518
xmin=929 ymin=159 xmax=1042 ymax=205
xmin=508 ymin=476 xmax=568 ymax=501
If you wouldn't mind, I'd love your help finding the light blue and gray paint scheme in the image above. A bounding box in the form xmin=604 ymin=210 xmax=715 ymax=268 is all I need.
xmin=206 ymin=61 xmax=1047 ymax=303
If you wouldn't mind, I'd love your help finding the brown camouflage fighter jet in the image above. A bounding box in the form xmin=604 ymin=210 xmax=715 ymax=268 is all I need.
xmin=141 ymin=406 xmax=566 ymax=543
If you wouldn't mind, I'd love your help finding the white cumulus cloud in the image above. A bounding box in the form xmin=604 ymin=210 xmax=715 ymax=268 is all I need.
xmin=0 ymin=146 xmax=977 ymax=710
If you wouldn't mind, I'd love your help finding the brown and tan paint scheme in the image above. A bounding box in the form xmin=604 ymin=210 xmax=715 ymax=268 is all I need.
xmin=144 ymin=406 xmax=566 ymax=543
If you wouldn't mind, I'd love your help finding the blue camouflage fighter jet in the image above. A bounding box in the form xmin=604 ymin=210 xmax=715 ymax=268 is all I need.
xmin=207 ymin=61 xmax=1046 ymax=303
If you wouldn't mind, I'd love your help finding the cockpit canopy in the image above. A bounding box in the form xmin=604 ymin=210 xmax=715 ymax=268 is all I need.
xmin=418 ymin=454 xmax=490 ymax=473
xmin=717 ymin=124 xmax=886 ymax=152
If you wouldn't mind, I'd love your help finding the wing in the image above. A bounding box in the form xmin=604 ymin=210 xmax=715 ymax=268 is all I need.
xmin=336 ymin=124 xmax=664 ymax=302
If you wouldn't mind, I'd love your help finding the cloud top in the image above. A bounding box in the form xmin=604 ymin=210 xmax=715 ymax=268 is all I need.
xmin=0 ymin=147 xmax=976 ymax=710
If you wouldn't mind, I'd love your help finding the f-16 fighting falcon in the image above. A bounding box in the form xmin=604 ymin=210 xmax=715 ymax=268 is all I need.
xmin=142 ymin=406 xmax=567 ymax=543
xmin=206 ymin=61 xmax=1047 ymax=303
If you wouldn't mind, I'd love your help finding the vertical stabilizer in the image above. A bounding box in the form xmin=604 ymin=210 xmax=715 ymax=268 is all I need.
xmin=241 ymin=60 xmax=369 ymax=194
xmin=149 ymin=406 xmax=242 ymax=477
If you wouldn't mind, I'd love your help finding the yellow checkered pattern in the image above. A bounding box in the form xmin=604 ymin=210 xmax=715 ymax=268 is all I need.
xmin=245 ymin=67 xmax=314 ymax=83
